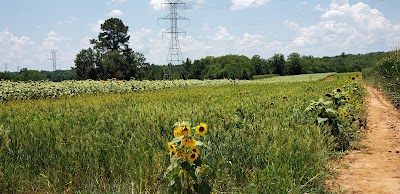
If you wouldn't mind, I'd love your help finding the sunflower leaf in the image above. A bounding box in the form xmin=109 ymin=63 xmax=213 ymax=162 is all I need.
xmin=171 ymin=136 xmax=184 ymax=144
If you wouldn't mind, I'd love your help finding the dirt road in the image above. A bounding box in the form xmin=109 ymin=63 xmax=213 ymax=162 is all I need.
xmin=334 ymin=85 xmax=400 ymax=193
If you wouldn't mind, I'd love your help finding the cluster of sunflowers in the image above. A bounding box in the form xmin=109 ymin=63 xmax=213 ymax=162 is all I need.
xmin=165 ymin=122 xmax=212 ymax=193
xmin=306 ymin=75 xmax=366 ymax=151
xmin=168 ymin=122 xmax=207 ymax=163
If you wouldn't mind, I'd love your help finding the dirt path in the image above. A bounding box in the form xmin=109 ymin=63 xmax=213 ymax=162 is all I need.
xmin=334 ymin=85 xmax=400 ymax=193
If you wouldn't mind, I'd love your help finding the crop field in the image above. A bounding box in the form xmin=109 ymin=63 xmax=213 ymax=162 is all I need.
xmin=0 ymin=73 xmax=364 ymax=193
xmin=0 ymin=73 xmax=334 ymax=102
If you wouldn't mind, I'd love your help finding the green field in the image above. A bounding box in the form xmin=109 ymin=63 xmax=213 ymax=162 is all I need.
xmin=0 ymin=73 xmax=364 ymax=193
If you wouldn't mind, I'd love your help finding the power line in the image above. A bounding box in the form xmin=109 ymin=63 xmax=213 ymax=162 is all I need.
xmin=158 ymin=0 xmax=190 ymax=66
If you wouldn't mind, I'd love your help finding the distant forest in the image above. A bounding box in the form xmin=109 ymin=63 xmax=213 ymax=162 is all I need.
xmin=0 ymin=51 xmax=388 ymax=82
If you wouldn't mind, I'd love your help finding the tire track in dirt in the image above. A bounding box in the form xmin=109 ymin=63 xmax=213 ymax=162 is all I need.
xmin=334 ymin=85 xmax=400 ymax=193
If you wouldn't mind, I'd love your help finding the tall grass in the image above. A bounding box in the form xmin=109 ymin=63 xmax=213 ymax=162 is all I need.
xmin=0 ymin=73 xmax=361 ymax=193
xmin=363 ymin=49 xmax=400 ymax=107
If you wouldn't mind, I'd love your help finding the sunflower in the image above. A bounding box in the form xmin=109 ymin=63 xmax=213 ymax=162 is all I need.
xmin=181 ymin=125 xmax=191 ymax=136
xmin=167 ymin=142 xmax=176 ymax=152
xmin=190 ymin=146 xmax=200 ymax=155
xmin=208 ymin=96 xmax=212 ymax=100
xmin=182 ymin=138 xmax=197 ymax=147
xmin=174 ymin=149 xmax=186 ymax=159
xmin=173 ymin=127 xmax=183 ymax=137
xmin=340 ymin=110 xmax=349 ymax=118
xmin=188 ymin=152 xmax=199 ymax=162
xmin=180 ymin=169 xmax=187 ymax=175
xmin=351 ymin=76 xmax=356 ymax=80
xmin=336 ymin=88 xmax=343 ymax=93
xmin=196 ymin=122 xmax=208 ymax=136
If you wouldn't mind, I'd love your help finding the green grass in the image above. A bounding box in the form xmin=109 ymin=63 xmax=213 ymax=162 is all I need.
xmin=0 ymin=73 xmax=362 ymax=193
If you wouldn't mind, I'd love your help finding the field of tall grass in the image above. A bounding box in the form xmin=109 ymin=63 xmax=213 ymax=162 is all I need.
xmin=363 ymin=49 xmax=400 ymax=107
xmin=0 ymin=73 xmax=364 ymax=193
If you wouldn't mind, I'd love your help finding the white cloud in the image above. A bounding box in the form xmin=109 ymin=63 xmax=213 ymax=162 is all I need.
xmin=0 ymin=30 xmax=36 ymax=70
xmin=150 ymin=0 xmax=205 ymax=10
xmin=314 ymin=4 xmax=325 ymax=12
xmin=283 ymin=1 xmax=400 ymax=55
xmin=90 ymin=20 xmax=105 ymax=33
xmin=40 ymin=31 xmax=70 ymax=51
xmin=230 ymin=0 xmax=270 ymax=11
xmin=108 ymin=10 xmax=124 ymax=17
xmin=213 ymin=27 xmax=235 ymax=41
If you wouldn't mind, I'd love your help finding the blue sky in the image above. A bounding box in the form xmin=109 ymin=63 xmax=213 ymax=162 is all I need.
xmin=1 ymin=0 xmax=399 ymax=71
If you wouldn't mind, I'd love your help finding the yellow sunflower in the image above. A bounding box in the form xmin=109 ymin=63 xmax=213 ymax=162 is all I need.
xmin=190 ymin=146 xmax=200 ymax=155
xmin=340 ymin=110 xmax=349 ymax=118
xmin=182 ymin=138 xmax=197 ymax=147
xmin=181 ymin=125 xmax=191 ymax=136
xmin=167 ymin=142 xmax=176 ymax=152
xmin=188 ymin=152 xmax=199 ymax=162
xmin=173 ymin=127 xmax=183 ymax=137
xmin=196 ymin=122 xmax=208 ymax=136
xmin=336 ymin=88 xmax=343 ymax=93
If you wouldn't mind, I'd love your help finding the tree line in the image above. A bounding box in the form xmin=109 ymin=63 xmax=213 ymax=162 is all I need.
xmin=0 ymin=18 xmax=388 ymax=81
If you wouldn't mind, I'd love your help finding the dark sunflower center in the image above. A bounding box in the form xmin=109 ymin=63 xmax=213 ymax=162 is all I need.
xmin=190 ymin=154 xmax=196 ymax=159
xmin=199 ymin=126 xmax=204 ymax=132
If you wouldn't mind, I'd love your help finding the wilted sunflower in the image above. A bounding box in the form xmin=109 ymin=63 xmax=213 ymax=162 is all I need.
xmin=182 ymin=138 xmax=197 ymax=147
xmin=179 ymin=169 xmax=187 ymax=175
xmin=188 ymin=152 xmax=199 ymax=162
xmin=175 ymin=149 xmax=186 ymax=159
xmin=196 ymin=122 xmax=208 ymax=136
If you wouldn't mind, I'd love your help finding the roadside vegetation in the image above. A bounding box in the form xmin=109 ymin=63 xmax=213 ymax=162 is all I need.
xmin=0 ymin=73 xmax=365 ymax=193
xmin=363 ymin=49 xmax=400 ymax=108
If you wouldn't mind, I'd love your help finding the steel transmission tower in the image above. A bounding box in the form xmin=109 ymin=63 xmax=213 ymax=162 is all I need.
xmin=159 ymin=0 xmax=189 ymax=66
xmin=48 ymin=49 xmax=60 ymax=71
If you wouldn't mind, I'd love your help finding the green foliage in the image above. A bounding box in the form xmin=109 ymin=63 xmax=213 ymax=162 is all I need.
xmin=75 ymin=18 xmax=147 ymax=80
xmin=0 ymin=69 xmax=76 ymax=82
xmin=74 ymin=48 xmax=99 ymax=80
xmin=363 ymin=49 xmax=400 ymax=107
xmin=306 ymin=74 xmax=366 ymax=151
xmin=90 ymin=18 xmax=130 ymax=54
xmin=164 ymin=122 xmax=212 ymax=194
xmin=0 ymin=73 xmax=361 ymax=193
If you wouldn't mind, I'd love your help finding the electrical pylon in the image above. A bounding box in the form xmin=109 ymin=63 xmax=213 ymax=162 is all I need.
xmin=48 ymin=49 xmax=60 ymax=71
xmin=159 ymin=0 xmax=190 ymax=66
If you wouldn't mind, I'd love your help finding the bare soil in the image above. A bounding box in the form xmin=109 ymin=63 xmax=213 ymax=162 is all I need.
xmin=333 ymin=85 xmax=400 ymax=193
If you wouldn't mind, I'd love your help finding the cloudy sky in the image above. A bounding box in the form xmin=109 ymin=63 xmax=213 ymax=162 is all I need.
xmin=1 ymin=0 xmax=399 ymax=71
